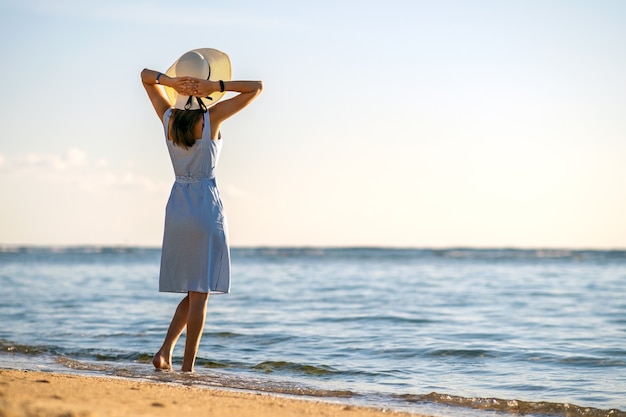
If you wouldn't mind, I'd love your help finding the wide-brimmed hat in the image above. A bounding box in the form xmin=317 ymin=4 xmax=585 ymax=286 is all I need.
xmin=164 ymin=48 xmax=232 ymax=110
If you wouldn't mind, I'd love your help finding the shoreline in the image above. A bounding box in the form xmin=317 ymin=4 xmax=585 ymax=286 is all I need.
xmin=0 ymin=369 xmax=425 ymax=417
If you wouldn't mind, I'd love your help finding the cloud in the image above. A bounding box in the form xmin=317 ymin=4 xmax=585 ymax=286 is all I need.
xmin=220 ymin=184 xmax=255 ymax=200
xmin=0 ymin=147 xmax=173 ymax=246
xmin=10 ymin=147 xmax=87 ymax=172
xmin=0 ymin=148 xmax=167 ymax=195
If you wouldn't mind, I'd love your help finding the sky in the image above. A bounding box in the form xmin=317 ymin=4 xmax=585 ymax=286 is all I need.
xmin=0 ymin=0 xmax=625 ymax=248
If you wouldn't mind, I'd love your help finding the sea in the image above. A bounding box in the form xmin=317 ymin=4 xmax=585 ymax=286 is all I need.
xmin=0 ymin=246 xmax=624 ymax=417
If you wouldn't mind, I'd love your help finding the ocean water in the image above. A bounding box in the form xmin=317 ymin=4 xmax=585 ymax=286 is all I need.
xmin=0 ymin=247 xmax=625 ymax=417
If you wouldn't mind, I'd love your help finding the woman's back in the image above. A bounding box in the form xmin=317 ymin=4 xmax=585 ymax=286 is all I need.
xmin=163 ymin=109 xmax=222 ymax=181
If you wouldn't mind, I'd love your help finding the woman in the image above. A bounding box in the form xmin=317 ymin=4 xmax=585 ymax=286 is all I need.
xmin=141 ymin=48 xmax=262 ymax=372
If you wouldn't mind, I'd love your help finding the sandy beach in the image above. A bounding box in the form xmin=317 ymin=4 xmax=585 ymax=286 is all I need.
xmin=0 ymin=369 xmax=424 ymax=417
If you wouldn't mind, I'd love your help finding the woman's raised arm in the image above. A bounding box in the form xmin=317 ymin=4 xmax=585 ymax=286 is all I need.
xmin=191 ymin=79 xmax=263 ymax=130
xmin=141 ymin=69 xmax=196 ymax=121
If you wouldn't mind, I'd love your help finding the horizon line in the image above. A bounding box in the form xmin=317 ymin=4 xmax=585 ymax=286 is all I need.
xmin=1 ymin=244 xmax=625 ymax=252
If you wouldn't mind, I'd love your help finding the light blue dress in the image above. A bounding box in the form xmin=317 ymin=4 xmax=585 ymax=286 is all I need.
xmin=159 ymin=109 xmax=230 ymax=294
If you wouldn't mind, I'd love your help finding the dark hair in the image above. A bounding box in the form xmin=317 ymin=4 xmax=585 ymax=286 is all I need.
xmin=170 ymin=109 xmax=204 ymax=149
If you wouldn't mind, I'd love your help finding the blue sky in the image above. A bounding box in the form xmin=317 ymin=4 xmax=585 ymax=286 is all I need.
xmin=0 ymin=0 xmax=625 ymax=248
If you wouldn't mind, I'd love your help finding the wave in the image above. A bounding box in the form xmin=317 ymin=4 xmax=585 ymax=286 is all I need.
xmin=512 ymin=350 xmax=626 ymax=368
xmin=1 ymin=340 xmax=624 ymax=417
xmin=426 ymin=348 xmax=496 ymax=359
xmin=252 ymin=360 xmax=338 ymax=376
xmin=315 ymin=314 xmax=436 ymax=325
xmin=398 ymin=392 xmax=626 ymax=417
xmin=0 ymin=341 xmax=51 ymax=355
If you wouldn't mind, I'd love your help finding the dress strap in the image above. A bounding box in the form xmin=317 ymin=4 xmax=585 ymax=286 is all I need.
xmin=202 ymin=110 xmax=211 ymax=140
xmin=202 ymin=110 xmax=222 ymax=140
xmin=162 ymin=108 xmax=173 ymax=140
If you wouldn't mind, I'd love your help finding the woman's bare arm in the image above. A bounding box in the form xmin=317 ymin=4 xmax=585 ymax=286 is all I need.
xmin=191 ymin=79 xmax=263 ymax=133
xmin=141 ymin=69 xmax=196 ymax=121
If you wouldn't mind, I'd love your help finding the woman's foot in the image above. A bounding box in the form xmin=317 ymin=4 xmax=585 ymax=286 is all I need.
xmin=152 ymin=349 xmax=172 ymax=370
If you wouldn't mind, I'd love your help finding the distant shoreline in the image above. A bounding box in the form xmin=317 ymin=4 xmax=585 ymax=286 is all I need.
xmin=1 ymin=244 xmax=625 ymax=252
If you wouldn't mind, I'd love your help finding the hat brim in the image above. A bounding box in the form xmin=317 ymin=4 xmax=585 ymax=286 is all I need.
xmin=164 ymin=48 xmax=232 ymax=108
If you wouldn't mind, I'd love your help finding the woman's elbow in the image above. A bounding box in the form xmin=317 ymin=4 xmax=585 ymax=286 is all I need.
xmin=140 ymin=68 xmax=152 ymax=83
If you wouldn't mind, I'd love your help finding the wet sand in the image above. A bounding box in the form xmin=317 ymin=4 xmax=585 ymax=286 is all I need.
xmin=0 ymin=369 xmax=425 ymax=417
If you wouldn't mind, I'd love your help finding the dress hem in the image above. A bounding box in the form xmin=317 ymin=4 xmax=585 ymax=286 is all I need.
xmin=158 ymin=289 xmax=230 ymax=295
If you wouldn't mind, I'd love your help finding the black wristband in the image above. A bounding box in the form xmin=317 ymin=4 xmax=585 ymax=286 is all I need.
xmin=156 ymin=73 xmax=162 ymax=84
xmin=219 ymin=80 xmax=225 ymax=92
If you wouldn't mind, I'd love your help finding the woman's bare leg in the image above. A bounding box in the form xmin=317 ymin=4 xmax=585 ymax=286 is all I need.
xmin=181 ymin=291 xmax=209 ymax=372
xmin=153 ymin=295 xmax=190 ymax=370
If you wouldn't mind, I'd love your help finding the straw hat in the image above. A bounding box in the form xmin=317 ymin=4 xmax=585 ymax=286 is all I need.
xmin=163 ymin=48 xmax=232 ymax=110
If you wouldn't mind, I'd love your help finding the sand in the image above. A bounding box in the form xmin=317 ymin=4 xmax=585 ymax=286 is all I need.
xmin=0 ymin=369 xmax=426 ymax=417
